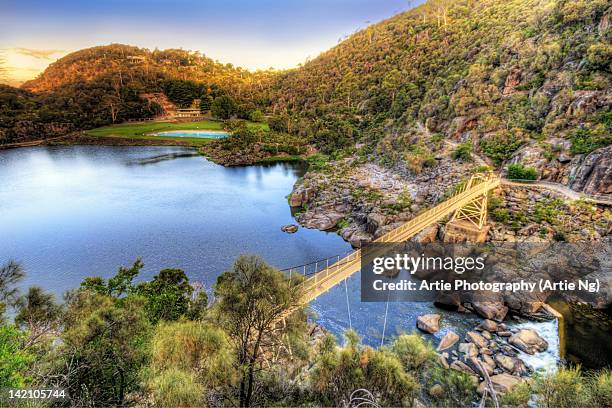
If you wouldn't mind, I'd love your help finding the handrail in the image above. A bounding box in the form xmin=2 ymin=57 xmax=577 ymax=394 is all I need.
xmin=291 ymin=174 xmax=501 ymax=303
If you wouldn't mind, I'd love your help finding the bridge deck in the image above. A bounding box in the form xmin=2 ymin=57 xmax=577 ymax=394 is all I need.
xmin=297 ymin=174 xmax=501 ymax=303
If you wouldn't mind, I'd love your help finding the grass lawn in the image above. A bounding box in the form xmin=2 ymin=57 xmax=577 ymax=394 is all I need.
xmin=85 ymin=120 xmax=268 ymax=146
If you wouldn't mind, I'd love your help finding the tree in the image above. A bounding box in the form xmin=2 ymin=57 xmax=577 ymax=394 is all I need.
xmin=0 ymin=260 xmax=24 ymax=319
xmin=136 ymin=268 xmax=193 ymax=323
xmin=15 ymin=286 xmax=62 ymax=347
xmin=213 ymin=255 xmax=303 ymax=407
xmin=54 ymin=291 xmax=151 ymax=406
xmin=211 ymin=95 xmax=237 ymax=119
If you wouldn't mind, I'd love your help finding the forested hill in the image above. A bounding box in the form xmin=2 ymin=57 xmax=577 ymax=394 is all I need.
xmin=21 ymin=44 xmax=276 ymax=100
xmin=2 ymin=0 xmax=610 ymax=163
xmin=270 ymin=0 xmax=611 ymax=166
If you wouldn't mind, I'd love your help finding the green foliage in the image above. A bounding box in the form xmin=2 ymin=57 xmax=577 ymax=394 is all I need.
xmin=492 ymin=208 xmax=510 ymax=223
xmin=249 ymin=109 xmax=265 ymax=122
xmin=452 ymin=141 xmax=472 ymax=161
xmin=0 ymin=325 xmax=34 ymax=388
xmin=391 ymin=333 xmax=437 ymax=372
xmin=306 ymin=153 xmax=331 ymax=172
xmin=136 ymin=268 xmax=193 ymax=323
xmin=480 ymin=131 xmax=525 ymax=164
xmin=213 ymin=255 xmax=304 ymax=407
xmin=56 ymin=291 xmax=152 ymax=406
xmin=211 ymin=95 xmax=238 ymax=119
xmin=163 ymin=79 xmax=206 ymax=108
xmin=569 ymin=125 xmax=612 ymax=155
xmin=0 ymin=260 xmax=25 ymax=319
xmin=309 ymin=330 xmax=419 ymax=407
xmin=147 ymin=368 xmax=204 ymax=408
xmin=149 ymin=321 xmax=235 ymax=390
xmin=534 ymin=366 xmax=590 ymax=408
xmin=427 ymin=365 xmax=476 ymax=408
xmin=533 ymin=198 xmax=564 ymax=224
xmin=588 ymin=369 xmax=612 ymax=408
xmin=498 ymin=380 xmax=532 ymax=407
xmin=507 ymin=163 xmax=538 ymax=180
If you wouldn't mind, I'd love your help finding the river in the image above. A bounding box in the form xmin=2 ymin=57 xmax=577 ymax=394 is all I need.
xmin=0 ymin=145 xmax=567 ymax=370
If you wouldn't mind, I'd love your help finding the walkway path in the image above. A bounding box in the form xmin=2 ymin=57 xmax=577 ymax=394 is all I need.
xmin=501 ymin=178 xmax=612 ymax=205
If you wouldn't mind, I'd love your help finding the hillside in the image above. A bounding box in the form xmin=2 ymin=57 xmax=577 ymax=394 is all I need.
xmin=271 ymin=0 xmax=610 ymax=167
xmin=21 ymin=44 xmax=276 ymax=101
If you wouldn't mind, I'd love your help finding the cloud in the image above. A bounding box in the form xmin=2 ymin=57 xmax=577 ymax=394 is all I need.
xmin=10 ymin=47 xmax=65 ymax=60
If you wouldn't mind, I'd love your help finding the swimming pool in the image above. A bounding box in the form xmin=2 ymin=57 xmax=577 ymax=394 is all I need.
xmin=154 ymin=130 xmax=229 ymax=138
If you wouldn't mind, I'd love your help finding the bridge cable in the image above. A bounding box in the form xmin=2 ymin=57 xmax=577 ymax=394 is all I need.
xmin=380 ymin=292 xmax=390 ymax=347
xmin=344 ymin=278 xmax=352 ymax=330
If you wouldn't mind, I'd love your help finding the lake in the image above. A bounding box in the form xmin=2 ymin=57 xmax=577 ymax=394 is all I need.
xmin=0 ymin=145 xmax=561 ymax=369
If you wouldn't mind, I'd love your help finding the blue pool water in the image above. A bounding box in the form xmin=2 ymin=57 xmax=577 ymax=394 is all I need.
xmin=155 ymin=130 xmax=229 ymax=138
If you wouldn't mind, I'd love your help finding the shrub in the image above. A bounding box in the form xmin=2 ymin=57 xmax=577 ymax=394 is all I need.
xmin=569 ymin=126 xmax=612 ymax=155
xmin=391 ymin=333 xmax=437 ymax=372
xmin=588 ymin=369 xmax=612 ymax=407
xmin=306 ymin=153 xmax=330 ymax=171
xmin=507 ymin=164 xmax=538 ymax=180
xmin=480 ymin=132 xmax=525 ymax=164
xmin=249 ymin=110 xmax=265 ymax=123
xmin=148 ymin=368 xmax=204 ymax=407
xmin=427 ymin=365 xmax=476 ymax=408
xmin=492 ymin=208 xmax=510 ymax=223
xmin=534 ymin=366 xmax=590 ymax=408
xmin=452 ymin=141 xmax=472 ymax=161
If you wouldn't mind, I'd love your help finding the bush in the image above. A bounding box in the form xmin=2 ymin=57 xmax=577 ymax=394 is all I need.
xmin=391 ymin=333 xmax=437 ymax=372
xmin=588 ymin=369 xmax=612 ymax=407
xmin=249 ymin=110 xmax=265 ymax=123
xmin=569 ymin=126 xmax=612 ymax=155
xmin=507 ymin=164 xmax=538 ymax=180
xmin=452 ymin=141 xmax=472 ymax=161
xmin=480 ymin=132 xmax=525 ymax=164
xmin=534 ymin=366 xmax=590 ymax=408
xmin=148 ymin=368 xmax=204 ymax=407
xmin=427 ymin=365 xmax=476 ymax=408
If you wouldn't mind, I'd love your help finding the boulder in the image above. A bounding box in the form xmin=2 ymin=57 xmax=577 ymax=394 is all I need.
xmin=435 ymin=292 xmax=462 ymax=309
xmin=458 ymin=342 xmax=478 ymax=357
xmin=495 ymin=354 xmax=516 ymax=372
xmin=477 ymin=374 xmax=523 ymax=395
xmin=437 ymin=331 xmax=460 ymax=351
xmin=450 ymin=360 xmax=477 ymax=376
xmin=281 ymin=224 xmax=298 ymax=233
xmin=472 ymin=301 xmax=508 ymax=321
xmin=509 ymin=329 xmax=548 ymax=354
xmin=417 ymin=314 xmax=441 ymax=334
xmin=479 ymin=319 xmax=498 ymax=332
xmin=466 ymin=331 xmax=488 ymax=348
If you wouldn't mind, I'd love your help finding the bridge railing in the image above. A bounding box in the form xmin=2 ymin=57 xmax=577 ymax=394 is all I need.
xmin=289 ymin=174 xmax=500 ymax=298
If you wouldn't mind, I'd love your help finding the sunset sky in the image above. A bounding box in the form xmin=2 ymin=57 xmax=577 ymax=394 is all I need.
xmin=1 ymin=0 xmax=423 ymax=86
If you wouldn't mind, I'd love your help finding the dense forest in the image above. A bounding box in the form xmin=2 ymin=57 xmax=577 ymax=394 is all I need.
xmin=1 ymin=0 xmax=610 ymax=168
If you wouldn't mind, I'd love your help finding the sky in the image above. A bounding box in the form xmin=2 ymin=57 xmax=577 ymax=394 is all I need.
xmin=1 ymin=0 xmax=424 ymax=86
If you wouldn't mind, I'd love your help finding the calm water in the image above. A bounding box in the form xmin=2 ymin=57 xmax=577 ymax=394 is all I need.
xmin=0 ymin=146 xmax=560 ymax=365
xmin=155 ymin=130 xmax=228 ymax=138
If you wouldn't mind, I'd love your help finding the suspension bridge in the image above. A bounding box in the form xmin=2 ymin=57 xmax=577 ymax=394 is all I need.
xmin=283 ymin=172 xmax=501 ymax=304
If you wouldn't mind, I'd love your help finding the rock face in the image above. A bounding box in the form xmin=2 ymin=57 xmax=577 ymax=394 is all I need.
xmin=300 ymin=211 xmax=344 ymax=230
xmin=437 ymin=331 xmax=460 ymax=351
xmin=416 ymin=314 xmax=441 ymax=333
xmin=569 ymin=145 xmax=612 ymax=196
xmin=477 ymin=373 xmax=523 ymax=395
xmin=508 ymin=329 xmax=549 ymax=354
